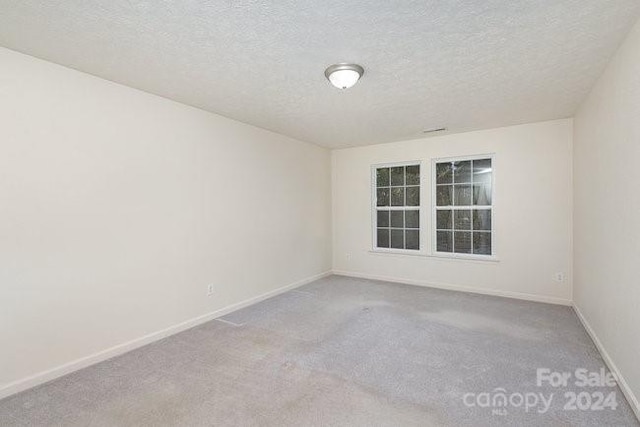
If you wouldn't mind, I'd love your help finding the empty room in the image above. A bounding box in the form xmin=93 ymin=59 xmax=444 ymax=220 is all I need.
xmin=1 ymin=1 xmax=639 ymax=426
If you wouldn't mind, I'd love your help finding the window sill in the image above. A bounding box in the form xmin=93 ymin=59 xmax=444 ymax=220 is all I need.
xmin=426 ymin=252 xmax=500 ymax=263
xmin=368 ymin=249 xmax=500 ymax=263
xmin=368 ymin=249 xmax=424 ymax=257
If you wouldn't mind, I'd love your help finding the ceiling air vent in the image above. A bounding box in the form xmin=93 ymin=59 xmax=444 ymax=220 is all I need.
xmin=422 ymin=127 xmax=447 ymax=134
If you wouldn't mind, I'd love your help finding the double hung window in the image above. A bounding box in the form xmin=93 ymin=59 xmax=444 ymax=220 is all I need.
xmin=433 ymin=157 xmax=493 ymax=256
xmin=373 ymin=164 xmax=421 ymax=251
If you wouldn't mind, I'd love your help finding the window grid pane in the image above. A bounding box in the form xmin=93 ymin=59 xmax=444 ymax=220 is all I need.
xmin=377 ymin=228 xmax=390 ymax=248
xmin=390 ymin=229 xmax=404 ymax=249
xmin=376 ymin=168 xmax=390 ymax=187
xmin=437 ymin=231 xmax=453 ymax=252
xmin=405 ymin=210 xmax=420 ymax=229
xmin=390 ymin=187 xmax=405 ymax=206
xmin=377 ymin=188 xmax=389 ymax=206
xmin=390 ymin=167 xmax=405 ymax=186
xmin=374 ymin=164 xmax=420 ymax=251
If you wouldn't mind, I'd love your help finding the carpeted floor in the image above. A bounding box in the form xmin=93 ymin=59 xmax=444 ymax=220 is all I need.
xmin=1 ymin=275 xmax=638 ymax=426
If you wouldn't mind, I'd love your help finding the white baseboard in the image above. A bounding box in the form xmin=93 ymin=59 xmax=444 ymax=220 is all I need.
xmin=332 ymin=270 xmax=572 ymax=306
xmin=0 ymin=270 xmax=332 ymax=400
xmin=573 ymin=304 xmax=640 ymax=421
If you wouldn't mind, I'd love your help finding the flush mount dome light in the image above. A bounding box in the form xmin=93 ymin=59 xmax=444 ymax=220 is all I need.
xmin=324 ymin=63 xmax=364 ymax=89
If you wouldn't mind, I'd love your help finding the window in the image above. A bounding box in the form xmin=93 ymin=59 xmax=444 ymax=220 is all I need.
xmin=373 ymin=163 xmax=420 ymax=251
xmin=433 ymin=157 xmax=493 ymax=256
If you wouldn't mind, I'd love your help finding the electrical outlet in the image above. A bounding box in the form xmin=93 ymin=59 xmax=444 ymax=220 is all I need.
xmin=207 ymin=284 xmax=215 ymax=296
xmin=553 ymin=273 xmax=565 ymax=283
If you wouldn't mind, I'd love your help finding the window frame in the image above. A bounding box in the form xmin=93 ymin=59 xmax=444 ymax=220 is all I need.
xmin=370 ymin=160 xmax=424 ymax=255
xmin=430 ymin=153 xmax=497 ymax=261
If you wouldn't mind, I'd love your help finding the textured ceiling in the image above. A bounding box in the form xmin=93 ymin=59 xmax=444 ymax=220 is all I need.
xmin=1 ymin=1 xmax=639 ymax=148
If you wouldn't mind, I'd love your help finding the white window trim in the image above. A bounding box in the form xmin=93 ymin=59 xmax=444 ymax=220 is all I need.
xmin=370 ymin=160 xmax=425 ymax=255
xmin=429 ymin=153 xmax=498 ymax=261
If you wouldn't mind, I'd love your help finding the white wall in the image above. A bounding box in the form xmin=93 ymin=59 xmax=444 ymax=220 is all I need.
xmin=0 ymin=47 xmax=331 ymax=394
xmin=332 ymin=119 xmax=573 ymax=304
xmin=573 ymin=18 xmax=640 ymax=412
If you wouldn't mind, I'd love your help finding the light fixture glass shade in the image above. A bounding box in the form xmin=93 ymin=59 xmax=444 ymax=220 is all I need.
xmin=328 ymin=69 xmax=360 ymax=89
xmin=325 ymin=64 xmax=364 ymax=89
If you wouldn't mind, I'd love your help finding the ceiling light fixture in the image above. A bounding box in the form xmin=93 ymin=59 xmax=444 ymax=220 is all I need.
xmin=324 ymin=63 xmax=364 ymax=89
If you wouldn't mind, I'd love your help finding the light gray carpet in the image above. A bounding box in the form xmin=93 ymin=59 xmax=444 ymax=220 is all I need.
xmin=1 ymin=275 xmax=638 ymax=426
